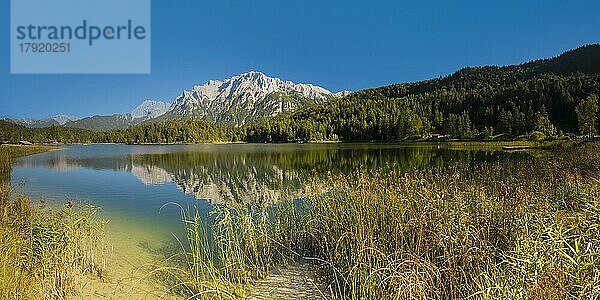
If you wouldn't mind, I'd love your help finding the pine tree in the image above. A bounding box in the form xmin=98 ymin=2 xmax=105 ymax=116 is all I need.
xmin=576 ymin=94 xmax=599 ymax=138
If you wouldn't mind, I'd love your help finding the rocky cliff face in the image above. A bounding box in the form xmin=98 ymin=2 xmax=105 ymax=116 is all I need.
xmin=131 ymin=100 xmax=170 ymax=120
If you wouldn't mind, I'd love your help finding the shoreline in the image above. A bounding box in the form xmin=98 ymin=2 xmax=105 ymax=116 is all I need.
xmin=2 ymin=139 xmax=568 ymax=150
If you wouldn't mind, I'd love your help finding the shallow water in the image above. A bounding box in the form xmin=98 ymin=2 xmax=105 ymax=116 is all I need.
xmin=10 ymin=143 xmax=523 ymax=297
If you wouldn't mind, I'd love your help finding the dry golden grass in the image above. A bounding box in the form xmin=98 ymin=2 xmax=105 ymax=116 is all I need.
xmin=172 ymin=142 xmax=600 ymax=299
xmin=0 ymin=145 xmax=107 ymax=299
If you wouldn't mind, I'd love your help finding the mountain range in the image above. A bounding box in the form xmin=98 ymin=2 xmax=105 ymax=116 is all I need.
xmin=5 ymin=72 xmax=349 ymax=131
xmin=5 ymin=115 xmax=80 ymax=128
xmin=159 ymin=71 xmax=349 ymax=125
xmin=63 ymin=100 xmax=171 ymax=131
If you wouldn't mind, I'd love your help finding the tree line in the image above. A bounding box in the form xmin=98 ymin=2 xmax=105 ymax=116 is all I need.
xmin=243 ymin=74 xmax=600 ymax=142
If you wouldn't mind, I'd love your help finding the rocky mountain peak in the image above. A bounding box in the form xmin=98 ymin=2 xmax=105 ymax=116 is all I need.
xmin=165 ymin=71 xmax=347 ymax=125
xmin=131 ymin=100 xmax=170 ymax=119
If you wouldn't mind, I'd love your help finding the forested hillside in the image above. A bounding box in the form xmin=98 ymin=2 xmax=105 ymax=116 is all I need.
xmin=95 ymin=120 xmax=239 ymax=144
xmin=243 ymin=45 xmax=600 ymax=142
xmin=0 ymin=120 xmax=97 ymax=143
xmin=0 ymin=120 xmax=237 ymax=144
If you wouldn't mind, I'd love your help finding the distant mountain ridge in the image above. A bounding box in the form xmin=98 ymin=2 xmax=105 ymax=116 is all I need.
xmin=5 ymin=115 xmax=79 ymax=128
xmin=63 ymin=100 xmax=171 ymax=131
xmin=65 ymin=114 xmax=138 ymax=132
xmin=44 ymin=72 xmax=348 ymax=131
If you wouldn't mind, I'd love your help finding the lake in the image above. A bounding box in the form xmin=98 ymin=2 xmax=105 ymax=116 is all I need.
xmin=9 ymin=143 xmax=525 ymax=297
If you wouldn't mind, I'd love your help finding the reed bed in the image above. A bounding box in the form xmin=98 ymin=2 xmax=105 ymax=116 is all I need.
xmin=174 ymin=142 xmax=600 ymax=299
xmin=0 ymin=145 xmax=107 ymax=299
xmin=162 ymin=200 xmax=307 ymax=299
xmin=306 ymin=142 xmax=600 ymax=299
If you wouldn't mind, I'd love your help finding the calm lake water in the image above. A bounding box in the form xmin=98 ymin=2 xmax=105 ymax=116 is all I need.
xmin=11 ymin=144 xmax=526 ymax=232
xmin=9 ymin=143 xmax=525 ymax=295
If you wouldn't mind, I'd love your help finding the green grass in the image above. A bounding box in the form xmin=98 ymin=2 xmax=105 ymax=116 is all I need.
xmin=171 ymin=142 xmax=600 ymax=299
xmin=0 ymin=145 xmax=107 ymax=299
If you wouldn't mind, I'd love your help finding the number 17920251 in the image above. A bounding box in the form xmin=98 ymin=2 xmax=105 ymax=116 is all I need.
xmin=19 ymin=43 xmax=71 ymax=53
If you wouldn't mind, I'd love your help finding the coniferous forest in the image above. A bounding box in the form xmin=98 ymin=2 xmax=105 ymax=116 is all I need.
xmin=2 ymin=45 xmax=600 ymax=144
xmin=243 ymin=45 xmax=600 ymax=142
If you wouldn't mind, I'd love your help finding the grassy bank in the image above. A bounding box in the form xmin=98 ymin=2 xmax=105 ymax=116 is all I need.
xmin=302 ymin=142 xmax=600 ymax=299
xmin=0 ymin=145 xmax=107 ymax=299
xmin=171 ymin=142 xmax=600 ymax=299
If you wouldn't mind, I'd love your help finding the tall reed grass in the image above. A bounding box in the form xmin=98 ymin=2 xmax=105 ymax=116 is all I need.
xmin=0 ymin=145 xmax=107 ymax=299
xmin=161 ymin=200 xmax=308 ymax=299
xmin=173 ymin=142 xmax=600 ymax=299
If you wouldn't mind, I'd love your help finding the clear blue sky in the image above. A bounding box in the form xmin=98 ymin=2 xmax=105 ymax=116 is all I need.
xmin=2 ymin=0 xmax=600 ymax=119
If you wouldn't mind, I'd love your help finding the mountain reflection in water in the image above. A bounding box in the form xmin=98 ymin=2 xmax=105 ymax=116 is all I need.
xmin=13 ymin=144 xmax=524 ymax=205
